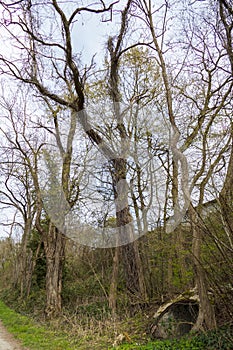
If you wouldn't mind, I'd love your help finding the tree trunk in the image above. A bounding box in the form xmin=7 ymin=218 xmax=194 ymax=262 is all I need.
xmin=43 ymin=222 xmax=66 ymax=318
xmin=109 ymin=247 xmax=120 ymax=314
xmin=219 ymin=135 xmax=233 ymax=248
xmin=26 ymin=240 xmax=43 ymax=297
xmin=18 ymin=217 xmax=33 ymax=298
xmin=121 ymin=242 xmax=140 ymax=295
xmin=113 ymin=157 xmax=147 ymax=301
xmin=190 ymin=207 xmax=216 ymax=331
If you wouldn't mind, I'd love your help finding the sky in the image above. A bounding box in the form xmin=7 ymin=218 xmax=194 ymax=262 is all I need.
xmin=63 ymin=1 xmax=127 ymax=65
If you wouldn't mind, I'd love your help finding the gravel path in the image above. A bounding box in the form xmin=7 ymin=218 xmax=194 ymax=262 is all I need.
xmin=0 ymin=321 xmax=25 ymax=350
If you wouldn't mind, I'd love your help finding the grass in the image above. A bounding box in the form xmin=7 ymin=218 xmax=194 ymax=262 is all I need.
xmin=0 ymin=300 xmax=80 ymax=349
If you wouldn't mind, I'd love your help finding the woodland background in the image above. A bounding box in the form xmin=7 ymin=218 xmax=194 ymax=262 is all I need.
xmin=0 ymin=0 xmax=232 ymax=348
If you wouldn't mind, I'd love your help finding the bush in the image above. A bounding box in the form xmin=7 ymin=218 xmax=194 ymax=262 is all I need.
xmin=111 ymin=324 xmax=233 ymax=350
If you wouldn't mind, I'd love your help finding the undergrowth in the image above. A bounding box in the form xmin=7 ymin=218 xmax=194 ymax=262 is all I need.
xmin=0 ymin=294 xmax=233 ymax=350
xmin=111 ymin=325 xmax=233 ymax=350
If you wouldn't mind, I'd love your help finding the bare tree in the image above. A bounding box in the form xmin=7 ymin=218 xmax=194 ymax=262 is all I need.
xmin=0 ymin=84 xmax=88 ymax=317
xmin=0 ymin=0 xmax=151 ymax=311
xmin=130 ymin=0 xmax=233 ymax=330
xmin=0 ymin=90 xmax=39 ymax=297
xmin=217 ymin=0 xmax=233 ymax=238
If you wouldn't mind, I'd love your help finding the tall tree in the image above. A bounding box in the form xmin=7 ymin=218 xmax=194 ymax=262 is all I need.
xmin=0 ymin=0 xmax=150 ymax=309
xmin=0 ymin=90 xmax=40 ymax=297
xmin=132 ymin=0 xmax=233 ymax=329
xmin=218 ymin=0 xmax=233 ymax=237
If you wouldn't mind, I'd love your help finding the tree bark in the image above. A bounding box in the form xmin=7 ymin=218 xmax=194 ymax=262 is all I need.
xmin=219 ymin=133 xmax=233 ymax=248
xmin=43 ymin=222 xmax=66 ymax=318
xmin=190 ymin=207 xmax=216 ymax=331
xmin=109 ymin=247 xmax=120 ymax=314
xmin=113 ymin=156 xmax=147 ymax=301
xmin=18 ymin=217 xmax=33 ymax=298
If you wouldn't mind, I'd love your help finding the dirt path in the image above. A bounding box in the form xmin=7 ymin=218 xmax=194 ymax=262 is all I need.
xmin=0 ymin=321 xmax=25 ymax=350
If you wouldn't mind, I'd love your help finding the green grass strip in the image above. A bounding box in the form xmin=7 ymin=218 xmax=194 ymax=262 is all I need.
xmin=0 ymin=300 xmax=80 ymax=350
